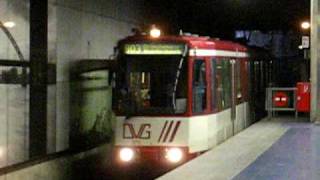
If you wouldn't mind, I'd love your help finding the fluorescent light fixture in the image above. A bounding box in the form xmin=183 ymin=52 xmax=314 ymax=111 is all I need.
xmin=301 ymin=21 xmax=310 ymax=30
xmin=3 ymin=21 xmax=15 ymax=28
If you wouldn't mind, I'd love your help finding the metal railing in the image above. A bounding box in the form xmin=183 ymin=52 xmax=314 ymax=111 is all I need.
xmin=265 ymin=87 xmax=298 ymax=118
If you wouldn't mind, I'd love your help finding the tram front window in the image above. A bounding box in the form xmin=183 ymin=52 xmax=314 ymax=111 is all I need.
xmin=115 ymin=56 xmax=187 ymax=115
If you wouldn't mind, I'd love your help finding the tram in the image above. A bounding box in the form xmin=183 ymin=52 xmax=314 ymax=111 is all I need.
xmin=112 ymin=27 xmax=266 ymax=165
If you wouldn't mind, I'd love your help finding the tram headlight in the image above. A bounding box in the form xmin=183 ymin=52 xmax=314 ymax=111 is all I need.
xmin=119 ymin=148 xmax=135 ymax=162
xmin=165 ymin=148 xmax=183 ymax=163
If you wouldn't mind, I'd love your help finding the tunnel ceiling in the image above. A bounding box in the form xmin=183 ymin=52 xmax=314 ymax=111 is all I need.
xmin=144 ymin=0 xmax=310 ymax=38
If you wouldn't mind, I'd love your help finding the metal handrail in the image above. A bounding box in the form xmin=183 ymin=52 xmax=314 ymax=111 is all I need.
xmin=265 ymin=87 xmax=298 ymax=118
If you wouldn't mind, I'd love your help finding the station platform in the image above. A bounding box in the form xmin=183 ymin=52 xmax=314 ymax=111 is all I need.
xmin=158 ymin=117 xmax=320 ymax=180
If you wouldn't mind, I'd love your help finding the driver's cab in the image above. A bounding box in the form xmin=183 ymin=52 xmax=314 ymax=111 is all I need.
xmin=112 ymin=40 xmax=189 ymax=117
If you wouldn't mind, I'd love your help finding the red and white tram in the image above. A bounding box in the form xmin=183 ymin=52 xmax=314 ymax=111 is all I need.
xmin=113 ymin=28 xmax=252 ymax=165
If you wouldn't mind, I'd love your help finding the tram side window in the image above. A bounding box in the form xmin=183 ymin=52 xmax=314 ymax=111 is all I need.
xmin=221 ymin=59 xmax=231 ymax=109
xmin=214 ymin=59 xmax=231 ymax=111
xmin=240 ymin=61 xmax=248 ymax=101
xmin=236 ymin=61 xmax=242 ymax=104
xmin=211 ymin=59 xmax=219 ymax=111
xmin=254 ymin=61 xmax=261 ymax=92
xmin=215 ymin=60 xmax=222 ymax=111
xmin=193 ymin=60 xmax=207 ymax=113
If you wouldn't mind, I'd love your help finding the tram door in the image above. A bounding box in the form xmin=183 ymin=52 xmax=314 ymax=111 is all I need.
xmin=231 ymin=58 xmax=246 ymax=134
xmin=230 ymin=59 xmax=236 ymax=135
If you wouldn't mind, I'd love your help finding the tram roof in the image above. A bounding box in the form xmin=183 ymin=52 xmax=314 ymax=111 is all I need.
xmin=119 ymin=35 xmax=248 ymax=52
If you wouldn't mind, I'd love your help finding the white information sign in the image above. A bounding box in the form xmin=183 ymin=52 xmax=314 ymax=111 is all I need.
xmin=302 ymin=36 xmax=310 ymax=48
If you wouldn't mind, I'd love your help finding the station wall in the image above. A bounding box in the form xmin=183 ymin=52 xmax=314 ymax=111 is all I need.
xmin=0 ymin=0 xmax=144 ymax=168
xmin=0 ymin=0 xmax=30 ymax=168
xmin=52 ymin=0 xmax=143 ymax=152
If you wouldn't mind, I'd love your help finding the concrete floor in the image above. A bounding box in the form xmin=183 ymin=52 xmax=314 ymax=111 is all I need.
xmin=158 ymin=117 xmax=317 ymax=180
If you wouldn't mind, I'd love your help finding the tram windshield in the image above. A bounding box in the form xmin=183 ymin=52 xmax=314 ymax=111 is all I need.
xmin=114 ymin=55 xmax=188 ymax=115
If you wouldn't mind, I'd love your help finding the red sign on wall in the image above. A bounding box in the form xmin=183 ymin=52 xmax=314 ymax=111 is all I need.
xmin=273 ymin=92 xmax=289 ymax=107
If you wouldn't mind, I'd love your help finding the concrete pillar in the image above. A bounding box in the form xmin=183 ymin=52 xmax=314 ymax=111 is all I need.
xmin=311 ymin=0 xmax=320 ymax=122
xmin=29 ymin=0 xmax=48 ymax=157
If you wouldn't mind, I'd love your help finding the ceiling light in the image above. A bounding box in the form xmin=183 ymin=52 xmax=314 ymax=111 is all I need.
xmin=3 ymin=21 xmax=16 ymax=28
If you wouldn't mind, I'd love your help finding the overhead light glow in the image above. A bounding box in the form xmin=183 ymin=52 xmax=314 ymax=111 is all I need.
xmin=150 ymin=25 xmax=161 ymax=38
xmin=301 ymin=21 xmax=310 ymax=30
xmin=165 ymin=148 xmax=183 ymax=163
xmin=0 ymin=147 xmax=4 ymax=157
xmin=119 ymin=148 xmax=134 ymax=162
xmin=3 ymin=21 xmax=16 ymax=28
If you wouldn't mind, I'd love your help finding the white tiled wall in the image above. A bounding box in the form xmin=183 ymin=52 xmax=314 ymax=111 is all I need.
xmin=0 ymin=85 xmax=29 ymax=168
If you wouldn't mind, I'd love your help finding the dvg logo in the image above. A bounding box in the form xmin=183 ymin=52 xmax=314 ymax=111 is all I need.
xmin=123 ymin=123 xmax=151 ymax=139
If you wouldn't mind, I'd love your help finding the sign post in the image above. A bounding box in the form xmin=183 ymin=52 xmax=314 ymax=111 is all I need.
xmin=302 ymin=36 xmax=310 ymax=49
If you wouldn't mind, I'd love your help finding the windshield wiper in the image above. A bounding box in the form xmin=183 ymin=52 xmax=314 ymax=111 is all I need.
xmin=172 ymin=45 xmax=188 ymax=111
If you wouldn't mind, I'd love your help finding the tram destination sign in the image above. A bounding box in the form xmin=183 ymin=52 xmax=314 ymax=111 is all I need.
xmin=124 ymin=43 xmax=184 ymax=55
